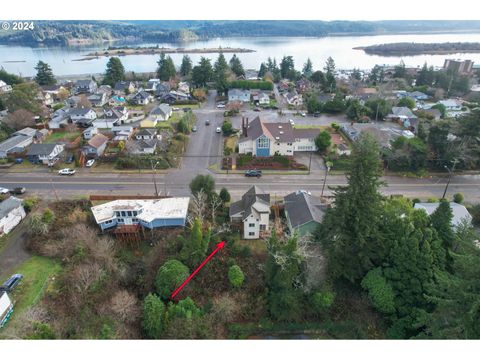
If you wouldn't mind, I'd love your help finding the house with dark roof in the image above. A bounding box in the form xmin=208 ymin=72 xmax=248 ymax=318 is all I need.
xmin=73 ymin=79 xmax=97 ymax=95
xmin=0 ymin=196 xmax=26 ymax=235
xmin=113 ymin=81 xmax=136 ymax=95
xmin=103 ymin=106 xmax=128 ymax=124
xmin=0 ymin=134 xmax=34 ymax=158
xmin=135 ymin=128 xmax=158 ymax=140
xmin=149 ymin=104 xmax=172 ymax=122
xmin=126 ymin=139 xmax=159 ymax=154
xmin=284 ymin=191 xmax=326 ymax=237
xmin=228 ymin=89 xmax=251 ymax=103
xmin=229 ymin=186 xmax=271 ymax=239
xmin=68 ymin=107 xmax=97 ymax=127
xmin=133 ymin=90 xmax=153 ymax=105
xmin=26 ymin=143 xmax=64 ymax=164
xmin=88 ymin=92 xmax=108 ymax=107
xmin=83 ymin=133 xmax=109 ymax=158
xmin=238 ymin=117 xmax=321 ymax=156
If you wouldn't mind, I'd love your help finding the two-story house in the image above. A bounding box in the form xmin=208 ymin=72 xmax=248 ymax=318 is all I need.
xmin=228 ymin=88 xmax=251 ymax=103
xmin=73 ymin=79 xmax=98 ymax=95
xmin=26 ymin=143 xmax=65 ymax=164
xmin=229 ymin=186 xmax=271 ymax=240
xmin=83 ymin=133 xmax=109 ymax=158
xmin=133 ymin=90 xmax=153 ymax=105
xmin=69 ymin=107 xmax=97 ymax=127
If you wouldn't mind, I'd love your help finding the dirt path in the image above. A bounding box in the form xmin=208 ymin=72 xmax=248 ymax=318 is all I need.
xmin=0 ymin=222 xmax=31 ymax=280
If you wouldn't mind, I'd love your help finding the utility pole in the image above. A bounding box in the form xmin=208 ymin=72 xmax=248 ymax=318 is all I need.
xmin=442 ymin=159 xmax=458 ymax=200
xmin=321 ymin=161 xmax=332 ymax=198
xmin=308 ymin=151 xmax=312 ymax=175
xmin=150 ymin=160 xmax=159 ymax=197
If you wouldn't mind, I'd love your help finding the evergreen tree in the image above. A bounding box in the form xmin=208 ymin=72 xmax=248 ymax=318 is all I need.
xmin=34 ymin=61 xmax=56 ymax=86
xmin=323 ymin=57 xmax=336 ymax=92
xmin=258 ymin=63 xmax=267 ymax=78
xmin=302 ymin=58 xmax=313 ymax=78
xmin=180 ymin=55 xmax=193 ymax=76
xmin=142 ymin=293 xmax=166 ymax=339
xmin=191 ymin=57 xmax=213 ymax=88
xmin=265 ymin=232 xmax=304 ymax=321
xmin=155 ymin=260 xmax=189 ymax=300
xmin=103 ymin=57 xmax=125 ymax=86
xmin=214 ymin=53 xmax=229 ymax=95
xmin=156 ymin=53 xmax=176 ymax=81
xmin=229 ymin=54 xmax=245 ymax=77
xmin=180 ymin=218 xmax=211 ymax=268
xmin=318 ymin=134 xmax=384 ymax=282
xmin=280 ymin=56 xmax=296 ymax=80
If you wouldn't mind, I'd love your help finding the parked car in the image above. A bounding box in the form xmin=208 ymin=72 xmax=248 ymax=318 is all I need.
xmin=245 ymin=169 xmax=262 ymax=178
xmin=58 ymin=168 xmax=75 ymax=176
xmin=205 ymin=119 xmax=210 ymax=126
xmin=182 ymin=107 xmax=191 ymax=112
xmin=172 ymin=107 xmax=180 ymax=111
xmin=289 ymin=119 xmax=295 ymax=126
xmin=216 ymin=103 xmax=225 ymax=109
xmin=301 ymin=112 xmax=306 ymax=117
xmin=313 ymin=112 xmax=321 ymax=117
xmin=0 ymin=274 xmax=23 ymax=293
xmin=15 ymin=158 xmax=23 ymax=164
xmin=85 ymin=159 xmax=95 ymax=167
xmin=0 ymin=187 xmax=9 ymax=194
xmin=9 ymin=187 xmax=26 ymax=195
xmin=65 ymin=154 xmax=74 ymax=164
xmin=216 ymin=127 xmax=222 ymax=133
xmin=254 ymin=107 xmax=261 ymax=112
xmin=192 ymin=125 xmax=197 ymax=132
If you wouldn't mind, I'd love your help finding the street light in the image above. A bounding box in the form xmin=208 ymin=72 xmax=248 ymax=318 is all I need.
xmin=321 ymin=161 xmax=332 ymax=198
xmin=442 ymin=159 xmax=458 ymax=200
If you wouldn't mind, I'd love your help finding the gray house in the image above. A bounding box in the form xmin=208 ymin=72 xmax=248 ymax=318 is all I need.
xmin=0 ymin=135 xmax=34 ymax=158
xmin=74 ymin=79 xmax=98 ymax=95
xmin=228 ymin=88 xmax=251 ymax=103
xmin=26 ymin=143 xmax=64 ymax=164
xmin=284 ymin=191 xmax=325 ymax=236
xmin=149 ymin=104 xmax=172 ymax=121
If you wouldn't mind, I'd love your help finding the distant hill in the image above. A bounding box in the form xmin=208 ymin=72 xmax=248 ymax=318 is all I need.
xmin=2 ymin=20 xmax=480 ymax=46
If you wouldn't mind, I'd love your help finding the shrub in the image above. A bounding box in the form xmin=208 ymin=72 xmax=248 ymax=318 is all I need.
xmin=155 ymin=260 xmax=189 ymax=300
xmin=142 ymin=293 xmax=166 ymax=339
xmin=42 ymin=208 xmax=55 ymax=224
xmin=228 ymin=265 xmax=245 ymax=288
xmin=453 ymin=192 xmax=464 ymax=204
xmin=361 ymin=267 xmax=396 ymax=315
xmin=310 ymin=289 xmax=335 ymax=314
xmin=22 ymin=197 xmax=39 ymax=212
xmin=219 ymin=188 xmax=231 ymax=203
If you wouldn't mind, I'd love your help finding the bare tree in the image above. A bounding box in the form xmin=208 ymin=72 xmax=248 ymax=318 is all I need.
xmin=109 ymin=290 xmax=140 ymax=323
xmin=210 ymin=194 xmax=223 ymax=226
xmin=4 ymin=109 xmax=36 ymax=130
xmin=188 ymin=189 xmax=207 ymax=225
xmin=77 ymin=94 xmax=92 ymax=108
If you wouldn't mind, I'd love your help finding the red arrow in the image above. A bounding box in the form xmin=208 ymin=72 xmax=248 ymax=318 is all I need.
xmin=170 ymin=241 xmax=226 ymax=300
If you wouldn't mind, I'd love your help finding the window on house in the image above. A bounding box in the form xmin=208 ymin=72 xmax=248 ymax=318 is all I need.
xmin=260 ymin=225 xmax=266 ymax=230
xmin=248 ymin=232 xmax=255 ymax=236
xmin=132 ymin=211 xmax=137 ymax=216
xmin=121 ymin=211 xmax=126 ymax=217
xmin=127 ymin=211 xmax=132 ymax=217
xmin=115 ymin=211 xmax=121 ymax=217
xmin=117 ymin=218 xmax=124 ymax=223
xmin=257 ymin=136 xmax=269 ymax=148
xmin=249 ymin=223 xmax=255 ymax=228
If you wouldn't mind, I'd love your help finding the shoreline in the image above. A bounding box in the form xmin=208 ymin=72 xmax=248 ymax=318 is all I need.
xmin=73 ymin=47 xmax=255 ymax=61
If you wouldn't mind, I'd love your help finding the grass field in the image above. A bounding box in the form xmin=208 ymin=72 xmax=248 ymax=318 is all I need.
xmin=0 ymin=256 xmax=61 ymax=337
xmin=46 ymin=131 xmax=81 ymax=143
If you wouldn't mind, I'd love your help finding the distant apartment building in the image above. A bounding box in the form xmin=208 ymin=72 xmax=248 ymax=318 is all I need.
xmin=443 ymin=59 xmax=474 ymax=75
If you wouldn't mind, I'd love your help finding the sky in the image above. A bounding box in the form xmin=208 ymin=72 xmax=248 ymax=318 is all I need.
xmin=2 ymin=0 xmax=480 ymax=21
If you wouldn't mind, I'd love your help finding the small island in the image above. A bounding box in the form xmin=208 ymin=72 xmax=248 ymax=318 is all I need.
xmin=354 ymin=42 xmax=480 ymax=56
xmin=74 ymin=46 xmax=255 ymax=61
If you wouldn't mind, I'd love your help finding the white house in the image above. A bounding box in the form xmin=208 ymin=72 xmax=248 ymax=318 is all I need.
xmin=0 ymin=197 xmax=26 ymax=235
xmin=0 ymin=291 xmax=14 ymax=328
xmin=229 ymin=186 xmax=271 ymax=239
xmin=83 ymin=126 xmax=99 ymax=140
xmin=149 ymin=104 xmax=172 ymax=122
xmin=438 ymin=99 xmax=463 ymax=112
xmin=91 ymin=197 xmax=190 ymax=231
xmin=69 ymin=108 xmax=97 ymax=124
xmin=26 ymin=143 xmax=65 ymax=164
xmin=133 ymin=91 xmax=153 ymax=105
xmin=228 ymin=89 xmax=251 ymax=103
xmin=285 ymin=92 xmax=303 ymax=107
xmin=238 ymin=117 xmax=321 ymax=157
xmin=103 ymin=106 xmax=129 ymax=124
xmin=414 ymin=202 xmax=472 ymax=228
xmin=0 ymin=80 xmax=12 ymax=93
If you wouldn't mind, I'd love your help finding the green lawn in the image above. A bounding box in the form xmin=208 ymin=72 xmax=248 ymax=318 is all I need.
xmin=46 ymin=131 xmax=81 ymax=143
xmin=0 ymin=256 xmax=61 ymax=336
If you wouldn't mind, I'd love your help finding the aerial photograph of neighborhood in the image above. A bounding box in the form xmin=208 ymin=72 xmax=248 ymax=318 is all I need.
xmin=0 ymin=1 xmax=480 ymax=356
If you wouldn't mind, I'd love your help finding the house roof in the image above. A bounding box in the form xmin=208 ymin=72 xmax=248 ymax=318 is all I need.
xmin=87 ymin=134 xmax=109 ymax=149
xmin=391 ymin=107 xmax=417 ymax=119
xmin=13 ymin=127 xmax=37 ymax=137
xmin=113 ymin=81 xmax=133 ymax=91
xmin=439 ymin=99 xmax=462 ymax=108
xmin=69 ymin=107 xmax=94 ymax=116
xmin=0 ymin=196 xmax=23 ymax=219
xmin=240 ymin=117 xmax=296 ymax=143
xmin=0 ymin=135 xmax=33 ymax=153
xmin=130 ymin=139 xmax=158 ymax=152
xmin=104 ymin=106 xmax=126 ymax=120
xmin=292 ymin=128 xmax=321 ymax=139
xmin=91 ymin=197 xmax=190 ymax=224
xmin=229 ymin=185 xmax=270 ymax=220
xmin=134 ymin=91 xmax=151 ymax=100
xmin=76 ymin=79 xmax=94 ymax=87
xmin=136 ymin=128 xmax=157 ymax=137
xmin=26 ymin=143 xmax=61 ymax=156
xmin=150 ymin=104 xmax=171 ymax=116
xmin=229 ymin=88 xmax=250 ymax=97
xmin=284 ymin=191 xmax=326 ymax=230
xmin=414 ymin=202 xmax=472 ymax=227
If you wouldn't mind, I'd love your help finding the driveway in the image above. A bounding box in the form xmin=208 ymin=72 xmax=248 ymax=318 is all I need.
xmin=0 ymin=222 xmax=30 ymax=280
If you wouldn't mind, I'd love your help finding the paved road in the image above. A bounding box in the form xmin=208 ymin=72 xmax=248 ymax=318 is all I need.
xmin=1 ymin=171 xmax=479 ymax=202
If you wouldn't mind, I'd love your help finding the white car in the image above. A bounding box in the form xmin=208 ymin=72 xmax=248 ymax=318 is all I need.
xmin=216 ymin=103 xmax=225 ymax=109
xmin=85 ymin=159 xmax=95 ymax=167
xmin=289 ymin=119 xmax=295 ymax=125
xmin=216 ymin=127 xmax=222 ymax=133
xmin=58 ymin=168 xmax=75 ymax=176
xmin=0 ymin=187 xmax=9 ymax=194
xmin=301 ymin=112 xmax=306 ymax=117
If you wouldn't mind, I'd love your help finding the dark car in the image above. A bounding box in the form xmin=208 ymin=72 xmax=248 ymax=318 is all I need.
xmin=205 ymin=119 xmax=210 ymax=126
xmin=9 ymin=187 xmax=26 ymax=195
xmin=254 ymin=107 xmax=261 ymax=112
xmin=182 ymin=107 xmax=191 ymax=112
xmin=0 ymin=274 xmax=23 ymax=292
xmin=65 ymin=154 xmax=74 ymax=164
xmin=245 ymin=169 xmax=262 ymax=178
xmin=313 ymin=112 xmax=321 ymax=117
